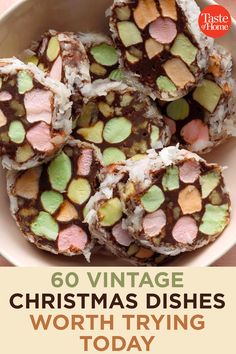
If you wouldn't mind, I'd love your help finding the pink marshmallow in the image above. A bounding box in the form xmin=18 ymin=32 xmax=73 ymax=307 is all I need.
xmin=58 ymin=225 xmax=88 ymax=252
xmin=143 ymin=209 xmax=166 ymax=237
xmin=24 ymin=89 xmax=53 ymax=124
xmin=112 ymin=222 xmax=133 ymax=247
xmin=26 ymin=122 xmax=54 ymax=152
xmin=149 ymin=17 xmax=177 ymax=44
xmin=179 ymin=160 xmax=200 ymax=184
xmin=172 ymin=216 xmax=198 ymax=244
xmin=77 ymin=149 xmax=93 ymax=176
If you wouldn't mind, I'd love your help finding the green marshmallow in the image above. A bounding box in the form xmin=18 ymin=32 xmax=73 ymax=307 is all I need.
xmin=156 ymin=76 xmax=176 ymax=92
xmin=46 ymin=36 xmax=60 ymax=62
xmin=103 ymin=117 xmax=132 ymax=144
xmin=48 ymin=152 xmax=72 ymax=192
xmin=200 ymin=171 xmax=221 ymax=199
xmin=166 ymin=98 xmax=190 ymax=121
xmin=41 ymin=191 xmax=64 ymax=214
xmin=199 ymin=204 xmax=229 ymax=236
xmin=90 ymin=44 xmax=118 ymax=66
xmin=117 ymin=21 xmax=143 ymax=48
xmin=109 ymin=69 xmax=125 ymax=81
xmin=162 ymin=166 xmax=180 ymax=191
xmin=193 ymin=79 xmax=223 ymax=113
xmin=68 ymin=178 xmax=91 ymax=205
xmin=150 ymin=125 xmax=160 ymax=146
xmin=141 ymin=185 xmax=165 ymax=213
xmin=103 ymin=147 xmax=126 ymax=166
xmin=98 ymin=198 xmax=123 ymax=227
xmin=31 ymin=211 xmax=59 ymax=241
xmin=17 ymin=70 xmax=34 ymax=94
xmin=8 ymin=120 xmax=26 ymax=144
xmin=170 ymin=34 xmax=198 ymax=66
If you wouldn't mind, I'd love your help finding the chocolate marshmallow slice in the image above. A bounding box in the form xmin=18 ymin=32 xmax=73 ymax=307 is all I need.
xmin=121 ymin=147 xmax=231 ymax=256
xmin=7 ymin=140 xmax=103 ymax=259
xmin=160 ymin=44 xmax=236 ymax=154
xmin=0 ymin=58 xmax=72 ymax=170
xmin=108 ymin=0 xmax=213 ymax=100
xmin=73 ymin=80 xmax=171 ymax=164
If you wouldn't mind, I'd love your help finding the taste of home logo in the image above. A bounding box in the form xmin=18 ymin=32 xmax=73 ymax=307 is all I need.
xmin=199 ymin=5 xmax=232 ymax=38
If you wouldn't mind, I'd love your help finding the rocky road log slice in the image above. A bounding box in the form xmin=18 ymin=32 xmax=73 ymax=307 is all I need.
xmin=85 ymin=168 xmax=168 ymax=266
xmin=0 ymin=58 xmax=72 ymax=170
xmin=161 ymin=45 xmax=236 ymax=153
xmin=74 ymin=81 xmax=171 ymax=165
xmin=108 ymin=0 xmax=213 ymax=100
xmin=24 ymin=29 xmax=91 ymax=130
xmin=79 ymin=32 xmax=123 ymax=83
xmin=7 ymin=141 xmax=102 ymax=259
xmin=121 ymin=147 xmax=231 ymax=256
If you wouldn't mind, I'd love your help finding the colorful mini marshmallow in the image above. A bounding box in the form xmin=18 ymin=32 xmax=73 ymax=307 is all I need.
xmin=79 ymin=32 xmax=123 ymax=82
xmin=122 ymin=147 xmax=231 ymax=256
xmin=108 ymin=0 xmax=213 ymax=100
xmin=0 ymin=58 xmax=72 ymax=170
xmin=161 ymin=45 xmax=236 ymax=153
xmin=7 ymin=141 xmax=102 ymax=258
xmin=74 ymin=81 xmax=171 ymax=165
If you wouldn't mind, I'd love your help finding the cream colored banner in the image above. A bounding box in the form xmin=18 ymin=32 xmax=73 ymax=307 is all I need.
xmin=0 ymin=267 xmax=235 ymax=353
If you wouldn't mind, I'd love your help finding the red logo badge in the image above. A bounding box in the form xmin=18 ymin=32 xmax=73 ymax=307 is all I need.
xmin=199 ymin=5 xmax=232 ymax=38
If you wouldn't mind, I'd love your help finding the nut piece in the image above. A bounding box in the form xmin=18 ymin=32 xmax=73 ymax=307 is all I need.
xmin=78 ymin=102 xmax=98 ymax=128
xmin=127 ymin=243 xmax=140 ymax=257
xmin=103 ymin=117 xmax=132 ymax=144
xmin=200 ymin=171 xmax=220 ymax=199
xmin=103 ymin=147 xmax=126 ymax=166
xmin=167 ymin=98 xmax=190 ymax=121
xmin=98 ymin=197 xmax=123 ymax=227
xmin=135 ymin=247 xmax=155 ymax=259
xmin=67 ymin=178 xmax=91 ymax=205
xmin=199 ymin=204 xmax=229 ymax=236
xmin=31 ymin=211 xmax=59 ymax=241
xmin=209 ymin=190 xmax=222 ymax=205
xmin=8 ymin=120 xmax=26 ymax=144
xmin=77 ymin=121 xmax=104 ymax=144
xmin=15 ymin=166 xmax=42 ymax=200
xmin=10 ymin=100 xmax=26 ymax=117
xmin=141 ymin=185 xmax=165 ymax=213
xmin=193 ymin=79 xmax=223 ymax=113
xmin=91 ymin=44 xmax=118 ymax=66
xmin=41 ymin=190 xmax=64 ymax=214
xmin=90 ymin=63 xmax=107 ymax=76
xmin=145 ymin=38 xmax=164 ymax=59
xmin=106 ymin=92 xmax=115 ymax=105
xmin=170 ymin=34 xmax=198 ymax=66
xmin=48 ymin=152 xmax=72 ymax=193
xmin=16 ymin=144 xmax=34 ymax=163
xmin=162 ymin=166 xmax=179 ymax=191
xmin=133 ymin=0 xmax=160 ymax=30
xmin=117 ymin=21 xmax=143 ymax=47
xmin=17 ymin=70 xmax=33 ymax=95
xmin=178 ymin=185 xmax=202 ymax=215
xmin=56 ymin=200 xmax=79 ymax=222
xmin=163 ymin=58 xmax=195 ymax=89
xmin=0 ymin=109 xmax=7 ymax=128
xmin=46 ymin=36 xmax=60 ymax=62
xmin=159 ymin=0 xmax=177 ymax=21
xmin=120 ymin=93 xmax=133 ymax=107
xmin=98 ymin=102 xmax=114 ymax=117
